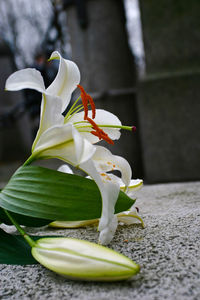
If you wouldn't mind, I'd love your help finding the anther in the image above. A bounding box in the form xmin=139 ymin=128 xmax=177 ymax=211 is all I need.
xmin=87 ymin=94 xmax=96 ymax=119
xmin=77 ymin=84 xmax=88 ymax=120
xmin=77 ymin=85 xmax=114 ymax=145
xmin=87 ymin=117 xmax=114 ymax=145
xmin=77 ymin=85 xmax=96 ymax=120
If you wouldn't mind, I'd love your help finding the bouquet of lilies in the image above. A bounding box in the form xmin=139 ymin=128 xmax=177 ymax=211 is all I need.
xmin=0 ymin=51 xmax=143 ymax=281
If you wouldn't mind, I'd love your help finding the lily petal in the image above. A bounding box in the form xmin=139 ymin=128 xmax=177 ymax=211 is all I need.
xmin=49 ymin=219 xmax=99 ymax=228
xmin=5 ymin=68 xmax=45 ymax=93
xmin=32 ymin=94 xmax=64 ymax=151
xmin=98 ymin=215 xmax=118 ymax=245
xmin=58 ymin=164 xmax=73 ymax=174
xmin=122 ymin=179 xmax=143 ymax=198
xmin=117 ymin=208 xmax=145 ymax=228
xmin=105 ymin=176 xmax=143 ymax=196
xmin=80 ymin=159 xmax=120 ymax=244
xmin=33 ymin=124 xmax=95 ymax=166
xmin=47 ymin=51 xmax=80 ymax=112
xmin=93 ymin=146 xmax=132 ymax=187
xmin=49 ymin=210 xmax=144 ymax=230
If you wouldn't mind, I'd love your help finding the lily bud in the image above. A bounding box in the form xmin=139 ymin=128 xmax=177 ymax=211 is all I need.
xmin=31 ymin=237 xmax=140 ymax=281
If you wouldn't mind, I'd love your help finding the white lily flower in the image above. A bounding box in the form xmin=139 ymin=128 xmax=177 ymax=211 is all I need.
xmin=5 ymin=51 xmax=125 ymax=166
xmin=6 ymin=50 xmax=138 ymax=244
xmin=51 ymin=152 xmax=143 ymax=244
xmin=32 ymin=237 xmax=140 ymax=281
xmin=5 ymin=51 xmax=95 ymax=166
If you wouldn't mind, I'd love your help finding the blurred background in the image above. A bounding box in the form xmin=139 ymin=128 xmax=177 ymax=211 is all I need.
xmin=0 ymin=0 xmax=199 ymax=185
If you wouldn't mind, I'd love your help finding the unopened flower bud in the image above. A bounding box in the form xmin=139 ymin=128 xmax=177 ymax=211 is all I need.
xmin=32 ymin=237 xmax=140 ymax=281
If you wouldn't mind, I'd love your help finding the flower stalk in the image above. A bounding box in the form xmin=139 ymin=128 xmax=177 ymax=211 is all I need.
xmin=3 ymin=209 xmax=36 ymax=248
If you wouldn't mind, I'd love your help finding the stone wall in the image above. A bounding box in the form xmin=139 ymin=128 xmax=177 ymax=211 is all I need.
xmin=66 ymin=0 xmax=143 ymax=177
xmin=0 ymin=48 xmax=32 ymax=163
xmin=139 ymin=0 xmax=200 ymax=74
xmin=138 ymin=0 xmax=200 ymax=182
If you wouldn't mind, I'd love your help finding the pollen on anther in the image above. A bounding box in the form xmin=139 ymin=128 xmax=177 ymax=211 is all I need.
xmin=77 ymin=84 xmax=88 ymax=120
xmin=77 ymin=84 xmax=96 ymax=120
xmin=87 ymin=118 xmax=114 ymax=144
xmin=87 ymin=94 xmax=96 ymax=119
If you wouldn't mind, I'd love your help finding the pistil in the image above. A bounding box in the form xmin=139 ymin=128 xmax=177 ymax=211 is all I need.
xmin=75 ymin=122 xmax=136 ymax=132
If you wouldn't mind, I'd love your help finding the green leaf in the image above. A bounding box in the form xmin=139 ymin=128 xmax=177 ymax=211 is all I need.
xmin=0 ymin=166 xmax=135 ymax=223
xmin=0 ymin=228 xmax=37 ymax=265
xmin=0 ymin=228 xmax=59 ymax=265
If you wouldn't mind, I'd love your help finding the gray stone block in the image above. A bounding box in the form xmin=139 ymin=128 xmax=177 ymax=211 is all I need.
xmin=139 ymin=0 xmax=200 ymax=74
xmin=137 ymin=71 xmax=200 ymax=183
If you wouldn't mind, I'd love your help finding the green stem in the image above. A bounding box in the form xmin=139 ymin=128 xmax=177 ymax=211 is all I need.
xmin=3 ymin=209 xmax=36 ymax=248
xmin=98 ymin=124 xmax=133 ymax=131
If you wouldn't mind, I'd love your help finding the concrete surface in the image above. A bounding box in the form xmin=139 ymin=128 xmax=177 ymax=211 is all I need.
xmin=0 ymin=181 xmax=200 ymax=300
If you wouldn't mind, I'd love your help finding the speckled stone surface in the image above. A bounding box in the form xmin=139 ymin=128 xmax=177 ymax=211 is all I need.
xmin=1 ymin=181 xmax=200 ymax=300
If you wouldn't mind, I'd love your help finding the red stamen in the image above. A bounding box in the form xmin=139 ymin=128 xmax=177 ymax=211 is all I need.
xmin=77 ymin=84 xmax=88 ymax=120
xmin=77 ymin=85 xmax=113 ymax=145
xmin=77 ymin=84 xmax=96 ymax=119
xmin=87 ymin=94 xmax=96 ymax=119
xmin=100 ymin=133 xmax=114 ymax=145
xmin=91 ymin=130 xmax=101 ymax=140
xmin=87 ymin=117 xmax=114 ymax=145
xmin=87 ymin=117 xmax=102 ymax=135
